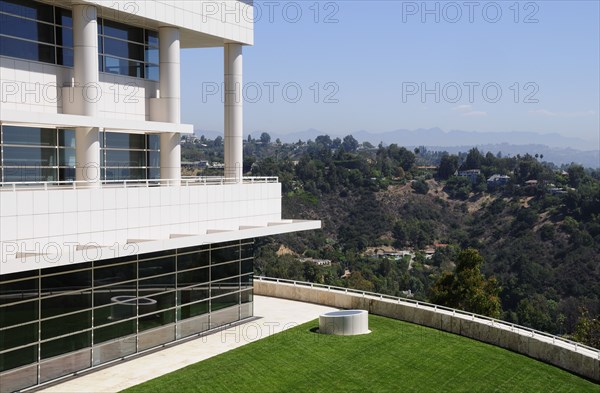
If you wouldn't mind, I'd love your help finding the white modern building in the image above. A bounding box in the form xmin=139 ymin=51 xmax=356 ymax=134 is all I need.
xmin=0 ymin=1 xmax=320 ymax=391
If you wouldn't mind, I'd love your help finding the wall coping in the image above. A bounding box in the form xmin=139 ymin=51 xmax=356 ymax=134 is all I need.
xmin=255 ymin=276 xmax=599 ymax=382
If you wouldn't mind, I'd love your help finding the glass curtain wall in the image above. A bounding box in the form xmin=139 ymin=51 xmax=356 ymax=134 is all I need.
xmin=0 ymin=0 xmax=159 ymax=80
xmin=100 ymin=132 xmax=160 ymax=181
xmin=0 ymin=127 xmax=161 ymax=183
xmin=0 ymin=126 xmax=75 ymax=182
xmin=0 ymin=0 xmax=73 ymax=66
xmin=98 ymin=18 xmax=159 ymax=80
xmin=0 ymin=240 xmax=254 ymax=392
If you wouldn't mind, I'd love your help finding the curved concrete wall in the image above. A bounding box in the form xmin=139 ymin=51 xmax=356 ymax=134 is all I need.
xmin=255 ymin=280 xmax=599 ymax=382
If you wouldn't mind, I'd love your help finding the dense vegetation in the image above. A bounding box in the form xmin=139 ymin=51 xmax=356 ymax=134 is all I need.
xmin=124 ymin=316 xmax=600 ymax=393
xmin=184 ymin=133 xmax=600 ymax=346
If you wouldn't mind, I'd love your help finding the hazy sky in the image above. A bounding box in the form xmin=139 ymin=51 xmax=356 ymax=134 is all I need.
xmin=180 ymin=1 xmax=600 ymax=144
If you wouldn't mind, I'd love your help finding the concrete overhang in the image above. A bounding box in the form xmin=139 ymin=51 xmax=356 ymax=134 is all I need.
xmin=0 ymin=109 xmax=194 ymax=134
xmin=0 ymin=220 xmax=321 ymax=275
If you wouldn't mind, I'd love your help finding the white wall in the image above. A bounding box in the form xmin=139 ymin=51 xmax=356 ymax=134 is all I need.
xmin=86 ymin=0 xmax=254 ymax=45
xmin=0 ymin=182 xmax=281 ymax=262
xmin=0 ymin=56 xmax=158 ymax=121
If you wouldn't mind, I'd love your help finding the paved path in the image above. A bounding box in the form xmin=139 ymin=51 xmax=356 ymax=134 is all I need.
xmin=39 ymin=296 xmax=337 ymax=393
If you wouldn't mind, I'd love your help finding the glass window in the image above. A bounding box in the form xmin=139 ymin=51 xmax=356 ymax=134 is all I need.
xmin=178 ymin=301 xmax=208 ymax=320
xmin=59 ymin=149 xmax=76 ymax=166
xmin=58 ymin=129 xmax=76 ymax=147
xmin=56 ymin=25 xmax=73 ymax=47
xmin=146 ymin=30 xmax=159 ymax=47
xmin=212 ymin=244 xmax=240 ymax=264
xmin=145 ymin=46 xmax=158 ymax=64
xmin=0 ymin=322 xmax=38 ymax=352
xmin=145 ymin=291 xmax=175 ymax=312
xmin=94 ymin=263 xmax=137 ymax=286
xmin=2 ymin=167 xmax=57 ymax=182
xmin=57 ymin=47 xmax=74 ymax=66
xmin=41 ymin=292 xmax=92 ymax=318
xmin=147 ymin=134 xmax=160 ymax=150
xmin=41 ymin=311 xmax=91 ymax=340
xmin=139 ymin=256 xmax=175 ymax=279
xmin=241 ymin=243 xmax=254 ymax=259
xmin=58 ymin=167 xmax=75 ymax=181
xmin=104 ymin=37 xmax=144 ymax=61
xmin=94 ymin=255 xmax=137 ymax=268
xmin=211 ymin=277 xmax=240 ymax=298
xmin=177 ymin=268 xmax=209 ymax=288
xmin=105 ymin=149 xmax=146 ymax=167
xmin=0 ymin=301 xmax=38 ymax=326
xmin=93 ymin=320 xmax=136 ymax=344
xmin=104 ymin=132 xmax=146 ymax=150
xmin=148 ymin=167 xmax=160 ymax=180
xmin=241 ymin=259 xmax=253 ymax=275
xmin=103 ymin=167 xmax=146 ymax=181
xmin=0 ymin=2 xmax=73 ymax=68
xmin=0 ymin=13 xmax=55 ymax=44
xmin=0 ymin=345 xmax=38 ymax=372
xmin=139 ymin=310 xmax=175 ymax=332
xmin=0 ymin=0 xmax=54 ymax=23
xmin=2 ymin=146 xmax=57 ymax=166
xmin=147 ymin=150 xmax=160 ymax=167
xmin=2 ymin=126 xmax=57 ymax=146
xmin=0 ymin=35 xmax=55 ymax=63
xmin=211 ymin=292 xmax=240 ymax=312
xmin=42 ymin=269 xmax=91 ymax=294
xmin=145 ymin=64 xmax=159 ymax=81
xmin=55 ymin=8 xmax=72 ymax=28
xmin=41 ymin=331 xmax=91 ymax=359
xmin=178 ymin=251 xmax=209 ymax=271
xmin=241 ymin=273 xmax=253 ymax=285
xmin=103 ymin=56 xmax=143 ymax=78
xmin=211 ymin=261 xmax=240 ymax=281
xmin=138 ymin=275 xmax=175 ymax=296
xmin=0 ymin=277 xmax=38 ymax=305
xmin=102 ymin=19 xmax=143 ymax=43
xmin=178 ymin=287 xmax=209 ymax=306
xmin=241 ymin=289 xmax=253 ymax=304
xmin=93 ymin=291 xmax=137 ymax=326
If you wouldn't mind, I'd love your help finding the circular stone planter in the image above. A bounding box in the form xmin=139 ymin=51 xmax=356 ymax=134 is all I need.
xmin=319 ymin=309 xmax=370 ymax=335
xmin=110 ymin=295 xmax=157 ymax=320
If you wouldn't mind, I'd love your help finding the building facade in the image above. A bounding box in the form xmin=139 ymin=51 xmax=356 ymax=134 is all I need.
xmin=0 ymin=1 xmax=319 ymax=391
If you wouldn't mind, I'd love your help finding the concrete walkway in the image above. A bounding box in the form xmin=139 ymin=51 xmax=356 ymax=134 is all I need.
xmin=39 ymin=296 xmax=337 ymax=393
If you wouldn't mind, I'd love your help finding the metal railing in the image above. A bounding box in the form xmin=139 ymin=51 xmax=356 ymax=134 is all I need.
xmin=0 ymin=176 xmax=278 ymax=192
xmin=255 ymin=276 xmax=600 ymax=359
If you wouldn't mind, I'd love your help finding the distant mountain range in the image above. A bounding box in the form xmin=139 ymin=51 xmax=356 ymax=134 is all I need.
xmin=194 ymin=128 xmax=599 ymax=168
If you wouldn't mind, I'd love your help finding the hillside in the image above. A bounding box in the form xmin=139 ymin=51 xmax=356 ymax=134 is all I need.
xmin=182 ymin=134 xmax=600 ymax=344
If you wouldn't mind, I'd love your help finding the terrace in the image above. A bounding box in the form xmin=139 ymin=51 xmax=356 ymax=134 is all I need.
xmin=0 ymin=177 xmax=320 ymax=272
xmin=31 ymin=280 xmax=599 ymax=393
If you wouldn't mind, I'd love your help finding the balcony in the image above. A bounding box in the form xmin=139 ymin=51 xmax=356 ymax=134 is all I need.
xmin=0 ymin=177 xmax=320 ymax=274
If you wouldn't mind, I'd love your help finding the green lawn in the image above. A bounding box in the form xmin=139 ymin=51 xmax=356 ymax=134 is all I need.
xmin=123 ymin=315 xmax=599 ymax=393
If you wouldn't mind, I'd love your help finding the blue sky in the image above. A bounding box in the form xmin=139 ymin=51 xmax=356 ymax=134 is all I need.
xmin=181 ymin=1 xmax=599 ymax=145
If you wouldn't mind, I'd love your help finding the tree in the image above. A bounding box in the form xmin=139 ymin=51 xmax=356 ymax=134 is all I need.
xmin=463 ymin=148 xmax=483 ymax=170
xmin=573 ymin=307 xmax=600 ymax=349
xmin=341 ymin=135 xmax=359 ymax=152
xmin=567 ymin=164 xmax=586 ymax=188
xmin=315 ymin=135 xmax=333 ymax=149
xmin=429 ymin=248 xmax=502 ymax=318
xmin=412 ymin=179 xmax=429 ymax=195
xmin=438 ymin=154 xmax=459 ymax=180
xmin=260 ymin=132 xmax=271 ymax=144
xmin=332 ymin=137 xmax=342 ymax=149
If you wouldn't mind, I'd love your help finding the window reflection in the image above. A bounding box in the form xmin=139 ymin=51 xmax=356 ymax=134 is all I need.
xmin=0 ymin=240 xmax=254 ymax=376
